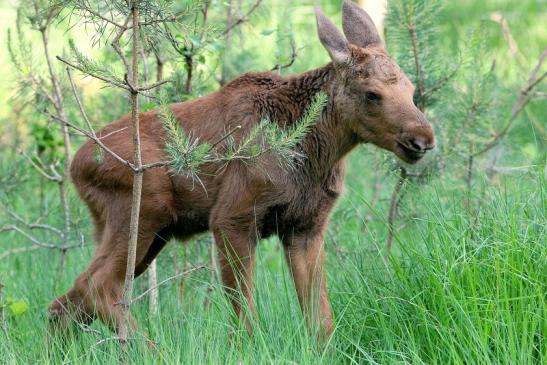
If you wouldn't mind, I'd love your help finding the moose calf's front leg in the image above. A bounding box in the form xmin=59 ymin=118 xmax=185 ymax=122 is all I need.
xmin=283 ymin=230 xmax=333 ymax=340
xmin=212 ymin=226 xmax=256 ymax=334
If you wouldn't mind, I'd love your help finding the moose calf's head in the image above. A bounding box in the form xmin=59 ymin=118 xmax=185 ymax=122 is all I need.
xmin=317 ymin=1 xmax=435 ymax=163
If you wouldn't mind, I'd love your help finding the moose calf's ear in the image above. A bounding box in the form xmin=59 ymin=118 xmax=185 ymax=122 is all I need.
xmin=315 ymin=7 xmax=350 ymax=65
xmin=342 ymin=0 xmax=382 ymax=48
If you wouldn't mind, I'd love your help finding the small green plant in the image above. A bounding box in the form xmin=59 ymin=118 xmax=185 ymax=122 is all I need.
xmin=1 ymin=296 xmax=28 ymax=317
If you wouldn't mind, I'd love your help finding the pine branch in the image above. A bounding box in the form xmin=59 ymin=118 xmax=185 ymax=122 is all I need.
xmin=474 ymin=47 xmax=547 ymax=157
xmin=60 ymin=1 xmax=127 ymax=29
xmin=277 ymin=92 xmax=328 ymax=149
xmin=161 ymin=91 xmax=327 ymax=178
xmin=160 ymin=104 xmax=211 ymax=177
xmin=57 ymin=55 xmax=130 ymax=90
xmin=41 ymin=108 xmax=136 ymax=171
xmin=61 ymin=38 xmax=128 ymax=88
xmin=386 ymin=167 xmax=408 ymax=254
xmin=222 ymin=0 xmax=262 ymax=35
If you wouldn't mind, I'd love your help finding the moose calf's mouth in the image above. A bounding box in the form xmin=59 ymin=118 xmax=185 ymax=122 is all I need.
xmin=397 ymin=142 xmax=426 ymax=163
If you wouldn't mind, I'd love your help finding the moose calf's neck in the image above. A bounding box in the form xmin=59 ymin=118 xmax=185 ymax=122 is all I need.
xmin=258 ymin=62 xmax=359 ymax=181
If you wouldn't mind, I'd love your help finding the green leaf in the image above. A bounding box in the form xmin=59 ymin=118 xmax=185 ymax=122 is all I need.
xmin=93 ymin=144 xmax=105 ymax=164
xmin=9 ymin=301 xmax=28 ymax=316
xmin=189 ymin=34 xmax=202 ymax=48
xmin=142 ymin=102 xmax=156 ymax=111
xmin=261 ymin=29 xmax=276 ymax=36
xmin=206 ymin=42 xmax=224 ymax=52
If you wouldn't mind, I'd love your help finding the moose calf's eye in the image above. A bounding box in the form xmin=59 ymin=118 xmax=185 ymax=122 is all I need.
xmin=365 ymin=92 xmax=381 ymax=103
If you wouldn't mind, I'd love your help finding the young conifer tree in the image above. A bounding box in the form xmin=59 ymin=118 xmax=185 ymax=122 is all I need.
xmin=383 ymin=0 xmax=457 ymax=251
xmin=382 ymin=0 xmax=545 ymax=252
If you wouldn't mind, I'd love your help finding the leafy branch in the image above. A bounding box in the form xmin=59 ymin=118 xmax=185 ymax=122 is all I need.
xmin=474 ymin=47 xmax=547 ymax=157
xmin=161 ymin=91 xmax=328 ymax=178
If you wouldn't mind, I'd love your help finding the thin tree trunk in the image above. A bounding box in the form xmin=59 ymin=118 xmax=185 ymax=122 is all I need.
xmin=148 ymin=259 xmax=158 ymax=315
xmin=220 ymin=0 xmax=234 ymax=86
xmin=386 ymin=167 xmax=407 ymax=255
xmin=139 ymin=41 xmax=159 ymax=317
xmin=409 ymin=23 xmax=426 ymax=111
xmin=119 ymin=0 xmax=143 ymax=346
xmin=155 ymin=53 xmax=164 ymax=95
xmin=0 ymin=279 xmax=6 ymax=336
xmin=184 ymin=54 xmax=193 ymax=95
xmin=466 ymin=143 xmax=474 ymax=193
xmin=146 ymin=51 xmax=165 ymax=317
xmin=204 ymin=241 xmax=218 ymax=309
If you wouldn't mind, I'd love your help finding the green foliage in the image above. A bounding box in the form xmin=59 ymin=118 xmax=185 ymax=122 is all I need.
xmin=67 ymin=39 xmax=124 ymax=86
xmin=261 ymin=91 xmax=329 ymax=168
xmin=160 ymin=102 xmax=212 ymax=179
xmin=29 ymin=119 xmax=64 ymax=160
xmin=383 ymin=0 xmax=543 ymax=177
xmin=6 ymin=9 xmax=65 ymax=161
xmin=385 ymin=0 xmax=457 ymax=110
xmin=160 ymin=91 xmax=328 ymax=178
xmin=440 ymin=26 xmax=503 ymax=159
xmin=1 ymin=296 xmax=28 ymax=317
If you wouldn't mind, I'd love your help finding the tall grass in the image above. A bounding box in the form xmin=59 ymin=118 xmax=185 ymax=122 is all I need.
xmin=336 ymin=173 xmax=546 ymax=364
xmin=0 ymin=149 xmax=544 ymax=364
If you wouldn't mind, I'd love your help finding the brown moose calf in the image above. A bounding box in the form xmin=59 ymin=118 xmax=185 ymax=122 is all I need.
xmin=49 ymin=1 xmax=435 ymax=339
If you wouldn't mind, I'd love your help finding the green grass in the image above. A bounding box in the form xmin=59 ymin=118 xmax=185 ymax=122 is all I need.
xmin=0 ymin=149 xmax=545 ymax=364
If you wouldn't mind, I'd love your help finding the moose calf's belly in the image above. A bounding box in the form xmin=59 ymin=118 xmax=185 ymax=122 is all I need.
xmin=260 ymin=203 xmax=323 ymax=241
xmin=167 ymin=209 xmax=210 ymax=240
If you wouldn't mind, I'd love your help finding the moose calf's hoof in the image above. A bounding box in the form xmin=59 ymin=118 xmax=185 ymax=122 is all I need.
xmin=48 ymin=294 xmax=94 ymax=332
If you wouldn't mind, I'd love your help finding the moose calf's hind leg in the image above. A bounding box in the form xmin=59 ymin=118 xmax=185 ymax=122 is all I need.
xmin=48 ymin=285 xmax=96 ymax=338
xmin=48 ymin=219 xmax=162 ymax=336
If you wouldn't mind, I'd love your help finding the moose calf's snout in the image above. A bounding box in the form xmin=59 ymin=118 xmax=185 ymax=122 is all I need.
xmin=407 ymin=136 xmax=435 ymax=153
xmin=397 ymin=129 xmax=436 ymax=164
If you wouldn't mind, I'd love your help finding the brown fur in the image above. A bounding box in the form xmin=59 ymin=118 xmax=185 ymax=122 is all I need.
xmin=48 ymin=2 xmax=435 ymax=339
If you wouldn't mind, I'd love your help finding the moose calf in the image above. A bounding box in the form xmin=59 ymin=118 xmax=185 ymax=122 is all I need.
xmin=49 ymin=1 xmax=435 ymax=339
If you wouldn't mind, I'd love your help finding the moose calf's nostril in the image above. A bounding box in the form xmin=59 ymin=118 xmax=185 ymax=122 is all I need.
xmin=408 ymin=138 xmax=426 ymax=152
